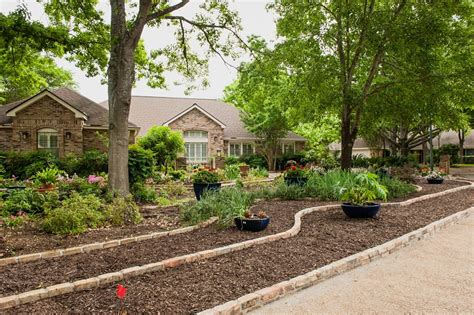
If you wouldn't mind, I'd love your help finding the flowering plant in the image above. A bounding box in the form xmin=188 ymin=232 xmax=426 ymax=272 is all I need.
xmin=284 ymin=165 xmax=307 ymax=178
xmin=192 ymin=168 xmax=219 ymax=184
xmin=425 ymin=171 xmax=444 ymax=180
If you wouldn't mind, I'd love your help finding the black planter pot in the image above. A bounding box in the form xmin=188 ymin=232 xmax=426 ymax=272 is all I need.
xmin=284 ymin=177 xmax=308 ymax=186
xmin=193 ymin=183 xmax=221 ymax=200
xmin=234 ymin=216 xmax=270 ymax=232
xmin=427 ymin=178 xmax=444 ymax=184
xmin=341 ymin=202 xmax=381 ymax=218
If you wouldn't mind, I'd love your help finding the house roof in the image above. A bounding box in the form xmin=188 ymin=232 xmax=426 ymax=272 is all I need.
xmin=0 ymin=88 xmax=138 ymax=129
xmin=111 ymin=95 xmax=306 ymax=141
xmin=329 ymin=130 xmax=474 ymax=151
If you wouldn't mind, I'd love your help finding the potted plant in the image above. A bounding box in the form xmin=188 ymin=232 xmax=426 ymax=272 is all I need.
xmin=235 ymin=210 xmax=270 ymax=232
xmin=192 ymin=168 xmax=221 ymax=200
xmin=426 ymin=171 xmax=444 ymax=184
xmin=33 ymin=167 xmax=61 ymax=192
xmin=284 ymin=165 xmax=307 ymax=186
xmin=340 ymin=173 xmax=387 ymax=218
xmin=238 ymin=163 xmax=250 ymax=177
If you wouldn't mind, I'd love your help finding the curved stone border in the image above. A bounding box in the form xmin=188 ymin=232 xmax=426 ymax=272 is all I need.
xmin=0 ymin=217 xmax=218 ymax=267
xmin=0 ymin=181 xmax=472 ymax=310
xmin=199 ymin=206 xmax=474 ymax=315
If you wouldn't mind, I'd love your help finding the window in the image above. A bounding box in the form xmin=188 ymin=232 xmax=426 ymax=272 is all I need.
xmin=282 ymin=142 xmax=295 ymax=154
xmin=184 ymin=130 xmax=208 ymax=163
xmin=242 ymin=143 xmax=253 ymax=155
xmin=464 ymin=149 xmax=474 ymax=156
xmin=37 ymin=128 xmax=59 ymax=157
xmin=230 ymin=143 xmax=241 ymax=156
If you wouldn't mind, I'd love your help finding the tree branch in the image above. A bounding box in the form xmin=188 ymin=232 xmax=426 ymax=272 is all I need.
xmin=146 ymin=0 xmax=190 ymax=22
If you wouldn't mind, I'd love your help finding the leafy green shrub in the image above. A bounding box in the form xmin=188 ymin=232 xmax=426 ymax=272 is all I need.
xmin=160 ymin=181 xmax=188 ymax=198
xmin=224 ymin=156 xmax=239 ymax=165
xmin=239 ymin=154 xmax=267 ymax=169
xmin=128 ymin=145 xmax=155 ymax=184
xmin=103 ymin=195 xmax=142 ymax=226
xmin=379 ymin=176 xmax=417 ymax=199
xmin=137 ymin=126 xmax=185 ymax=168
xmin=224 ymin=164 xmax=240 ymax=180
xmin=276 ymin=152 xmax=307 ymax=170
xmin=131 ymin=182 xmax=157 ymax=203
xmin=73 ymin=150 xmax=108 ymax=176
xmin=192 ymin=169 xmax=220 ymax=184
xmin=181 ymin=186 xmax=255 ymax=227
xmin=267 ymin=182 xmax=307 ymax=200
xmin=41 ymin=193 xmax=104 ymax=235
xmin=33 ymin=167 xmax=62 ymax=186
xmin=0 ymin=151 xmax=60 ymax=179
xmin=60 ymin=153 xmax=80 ymax=175
xmin=168 ymin=169 xmax=187 ymax=181
xmin=249 ymin=167 xmax=269 ymax=178
xmin=57 ymin=175 xmax=106 ymax=198
xmin=2 ymin=189 xmax=59 ymax=215
xmin=352 ymin=154 xmax=370 ymax=168
xmin=0 ymin=212 xmax=28 ymax=228
xmin=339 ymin=173 xmax=387 ymax=205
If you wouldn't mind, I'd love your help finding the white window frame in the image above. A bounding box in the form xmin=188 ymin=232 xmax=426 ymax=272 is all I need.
xmin=281 ymin=142 xmax=295 ymax=154
xmin=227 ymin=141 xmax=255 ymax=157
xmin=37 ymin=128 xmax=59 ymax=156
xmin=184 ymin=130 xmax=208 ymax=163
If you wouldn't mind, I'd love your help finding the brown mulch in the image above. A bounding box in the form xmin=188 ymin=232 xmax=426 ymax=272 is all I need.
xmin=0 ymin=200 xmax=328 ymax=296
xmin=4 ymin=187 xmax=473 ymax=314
xmin=0 ymin=206 xmax=182 ymax=258
xmin=393 ymin=178 xmax=468 ymax=201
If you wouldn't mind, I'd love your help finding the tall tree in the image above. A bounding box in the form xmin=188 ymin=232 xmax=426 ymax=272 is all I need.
xmin=31 ymin=0 xmax=246 ymax=194
xmin=224 ymin=39 xmax=292 ymax=170
xmin=270 ymin=0 xmax=471 ymax=168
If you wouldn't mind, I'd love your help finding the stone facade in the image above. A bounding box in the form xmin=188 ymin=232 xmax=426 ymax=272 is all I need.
xmin=168 ymin=108 xmax=225 ymax=162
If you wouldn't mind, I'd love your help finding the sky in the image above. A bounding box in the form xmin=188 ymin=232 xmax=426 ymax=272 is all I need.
xmin=0 ymin=0 xmax=277 ymax=102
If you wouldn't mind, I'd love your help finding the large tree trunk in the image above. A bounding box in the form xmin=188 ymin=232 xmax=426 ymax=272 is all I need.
xmin=458 ymin=129 xmax=465 ymax=164
xmin=340 ymin=103 xmax=354 ymax=169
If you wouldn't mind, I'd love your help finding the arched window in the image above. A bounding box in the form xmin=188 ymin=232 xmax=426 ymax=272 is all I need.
xmin=37 ymin=128 xmax=59 ymax=157
xmin=184 ymin=131 xmax=208 ymax=163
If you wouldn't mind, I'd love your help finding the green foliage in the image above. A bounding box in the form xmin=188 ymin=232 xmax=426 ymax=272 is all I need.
xmin=0 ymin=151 xmax=59 ymax=179
xmin=128 ymin=145 xmax=155 ymax=184
xmin=159 ymin=181 xmax=188 ymax=199
xmin=276 ymin=152 xmax=307 ymax=170
xmin=283 ymin=166 xmax=307 ymax=178
xmin=137 ymin=126 xmax=184 ymax=168
xmin=131 ymin=182 xmax=157 ymax=203
xmin=249 ymin=167 xmax=268 ymax=179
xmin=33 ymin=167 xmax=62 ymax=186
xmin=2 ymin=189 xmax=59 ymax=215
xmin=224 ymin=164 xmax=240 ymax=180
xmin=224 ymin=156 xmax=239 ymax=166
xmin=340 ymin=173 xmax=388 ymax=205
xmin=437 ymin=144 xmax=460 ymax=164
xmin=41 ymin=193 xmax=104 ymax=235
xmin=56 ymin=175 xmax=105 ymax=198
xmin=103 ymin=195 xmax=142 ymax=226
xmin=239 ymin=154 xmax=268 ymax=169
xmin=74 ymin=150 xmax=108 ymax=176
xmin=168 ymin=169 xmax=187 ymax=181
xmin=181 ymin=187 xmax=255 ymax=228
xmin=0 ymin=212 xmax=28 ymax=228
xmin=192 ymin=169 xmax=219 ymax=184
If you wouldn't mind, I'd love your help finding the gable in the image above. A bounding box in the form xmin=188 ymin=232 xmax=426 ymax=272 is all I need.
xmin=166 ymin=108 xmax=225 ymax=132
xmin=163 ymin=104 xmax=226 ymax=128
xmin=6 ymin=90 xmax=87 ymax=120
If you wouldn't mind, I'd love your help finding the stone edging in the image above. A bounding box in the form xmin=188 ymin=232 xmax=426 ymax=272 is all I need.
xmin=0 ymin=181 xmax=472 ymax=310
xmin=0 ymin=217 xmax=218 ymax=267
xmin=198 ymin=206 xmax=474 ymax=315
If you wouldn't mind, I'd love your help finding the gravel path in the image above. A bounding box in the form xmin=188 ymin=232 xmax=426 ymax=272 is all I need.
xmin=254 ymin=214 xmax=474 ymax=314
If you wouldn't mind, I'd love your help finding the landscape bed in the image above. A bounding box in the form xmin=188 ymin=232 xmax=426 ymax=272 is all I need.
xmin=2 ymin=182 xmax=472 ymax=314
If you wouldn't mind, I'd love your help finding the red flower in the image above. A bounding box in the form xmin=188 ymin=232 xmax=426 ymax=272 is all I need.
xmin=116 ymin=284 xmax=127 ymax=299
xmin=291 ymin=166 xmax=297 ymax=170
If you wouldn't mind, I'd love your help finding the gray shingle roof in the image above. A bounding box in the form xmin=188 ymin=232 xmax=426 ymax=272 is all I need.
xmin=0 ymin=88 xmax=138 ymax=128
xmin=115 ymin=95 xmax=306 ymax=141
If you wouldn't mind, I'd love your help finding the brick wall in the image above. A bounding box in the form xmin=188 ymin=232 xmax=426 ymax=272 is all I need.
xmin=83 ymin=129 xmax=107 ymax=152
xmin=168 ymin=108 xmax=224 ymax=162
xmin=0 ymin=128 xmax=13 ymax=151
xmin=11 ymin=96 xmax=83 ymax=157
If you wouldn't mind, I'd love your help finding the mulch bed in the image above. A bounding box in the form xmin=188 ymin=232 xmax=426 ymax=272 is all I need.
xmin=0 ymin=200 xmax=329 ymax=296
xmin=0 ymin=206 xmax=182 ymax=258
xmin=391 ymin=178 xmax=468 ymax=201
xmin=3 ymin=185 xmax=473 ymax=314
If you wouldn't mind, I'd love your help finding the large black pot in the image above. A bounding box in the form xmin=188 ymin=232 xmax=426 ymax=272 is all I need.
xmin=284 ymin=177 xmax=307 ymax=186
xmin=341 ymin=202 xmax=381 ymax=218
xmin=427 ymin=178 xmax=444 ymax=184
xmin=193 ymin=183 xmax=221 ymax=200
xmin=234 ymin=216 xmax=270 ymax=232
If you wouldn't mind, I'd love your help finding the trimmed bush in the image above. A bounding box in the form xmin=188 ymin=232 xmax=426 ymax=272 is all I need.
xmin=239 ymin=154 xmax=267 ymax=169
xmin=103 ymin=195 xmax=142 ymax=226
xmin=0 ymin=151 xmax=60 ymax=179
xmin=131 ymin=182 xmax=157 ymax=203
xmin=128 ymin=145 xmax=155 ymax=184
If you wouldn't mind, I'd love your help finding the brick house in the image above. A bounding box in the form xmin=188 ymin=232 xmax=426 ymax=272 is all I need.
xmin=123 ymin=96 xmax=307 ymax=166
xmin=0 ymin=88 xmax=139 ymax=157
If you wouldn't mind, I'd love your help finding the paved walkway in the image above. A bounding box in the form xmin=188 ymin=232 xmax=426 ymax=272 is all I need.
xmin=253 ymin=215 xmax=474 ymax=314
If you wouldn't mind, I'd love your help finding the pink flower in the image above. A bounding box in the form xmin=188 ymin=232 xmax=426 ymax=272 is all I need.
xmin=116 ymin=284 xmax=127 ymax=299
xmin=88 ymin=175 xmax=104 ymax=184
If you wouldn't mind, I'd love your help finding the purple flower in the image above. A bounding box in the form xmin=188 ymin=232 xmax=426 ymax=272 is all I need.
xmin=88 ymin=175 xmax=104 ymax=184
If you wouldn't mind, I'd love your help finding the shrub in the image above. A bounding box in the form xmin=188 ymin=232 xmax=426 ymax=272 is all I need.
xmin=137 ymin=126 xmax=185 ymax=169
xmin=181 ymin=186 xmax=255 ymax=227
xmin=283 ymin=165 xmax=307 ymax=178
xmin=276 ymin=152 xmax=306 ymax=170
xmin=339 ymin=173 xmax=388 ymax=205
xmin=57 ymin=175 xmax=106 ymax=198
xmin=103 ymin=195 xmax=142 ymax=226
xmin=0 ymin=212 xmax=28 ymax=228
xmin=379 ymin=176 xmax=416 ymax=199
xmin=33 ymin=167 xmax=62 ymax=186
xmin=224 ymin=164 xmax=240 ymax=180
xmin=224 ymin=156 xmax=240 ymax=165
xmin=352 ymin=154 xmax=370 ymax=168
xmin=131 ymin=182 xmax=157 ymax=203
xmin=239 ymin=154 xmax=267 ymax=169
xmin=267 ymin=182 xmax=307 ymax=200
xmin=168 ymin=169 xmax=187 ymax=181
xmin=249 ymin=167 xmax=269 ymax=178
xmin=128 ymin=145 xmax=155 ymax=184
xmin=41 ymin=193 xmax=104 ymax=235
xmin=437 ymin=144 xmax=459 ymax=164
xmin=160 ymin=181 xmax=188 ymax=198
xmin=2 ymin=189 xmax=59 ymax=215
xmin=0 ymin=151 xmax=60 ymax=179
xmin=192 ymin=169 xmax=219 ymax=184
xmin=74 ymin=150 xmax=108 ymax=176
